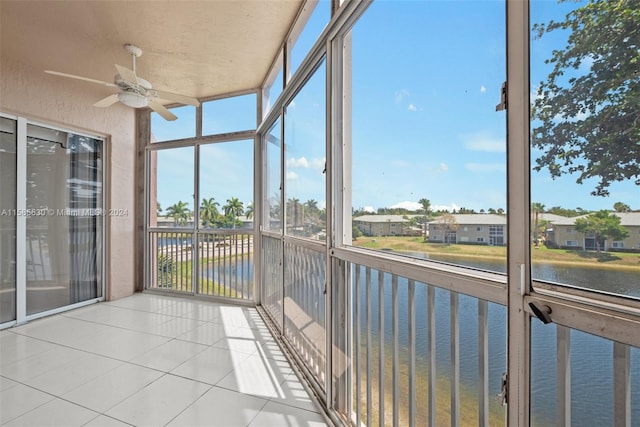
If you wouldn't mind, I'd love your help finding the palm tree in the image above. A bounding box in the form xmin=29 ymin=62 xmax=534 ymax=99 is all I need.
xmin=418 ymin=198 xmax=431 ymax=242
xmin=269 ymin=194 xmax=281 ymax=220
xmin=303 ymin=199 xmax=319 ymax=229
xmin=165 ymin=201 xmax=191 ymax=226
xmin=245 ymin=202 xmax=254 ymax=220
xmin=287 ymin=198 xmax=301 ymax=230
xmin=200 ymin=197 xmax=220 ymax=228
xmin=304 ymin=199 xmax=318 ymax=213
xmin=531 ymin=202 xmax=545 ymax=245
xmin=223 ymin=197 xmax=244 ymax=229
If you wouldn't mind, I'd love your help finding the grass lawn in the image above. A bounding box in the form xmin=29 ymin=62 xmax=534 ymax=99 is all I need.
xmin=353 ymin=236 xmax=640 ymax=269
xmin=156 ymin=257 xmax=242 ymax=297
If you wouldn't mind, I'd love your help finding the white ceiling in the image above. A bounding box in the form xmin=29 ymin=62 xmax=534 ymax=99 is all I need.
xmin=1 ymin=0 xmax=302 ymax=102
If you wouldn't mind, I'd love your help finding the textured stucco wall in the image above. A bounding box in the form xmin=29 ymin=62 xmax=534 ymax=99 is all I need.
xmin=1 ymin=56 xmax=137 ymax=301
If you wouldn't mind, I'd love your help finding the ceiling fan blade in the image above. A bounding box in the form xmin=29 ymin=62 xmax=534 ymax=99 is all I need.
xmin=153 ymin=89 xmax=200 ymax=107
xmin=148 ymin=100 xmax=177 ymax=121
xmin=114 ymin=64 xmax=138 ymax=83
xmin=44 ymin=70 xmax=117 ymax=87
xmin=93 ymin=94 xmax=119 ymax=108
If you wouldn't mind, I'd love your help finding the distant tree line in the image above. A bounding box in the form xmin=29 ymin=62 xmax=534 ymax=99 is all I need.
xmin=352 ymin=201 xmax=637 ymax=218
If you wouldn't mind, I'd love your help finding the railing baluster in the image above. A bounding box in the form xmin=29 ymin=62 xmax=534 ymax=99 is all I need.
xmin=235 ymin=233 xmax=239 ymax=296
xmin=450 ymin=292 xmax=460 ymax=427
xmin=203 ymin=234 xmax=207 ymax=294
xmin=217 ymin=234 xmax=221 ymax=296
xmin=355 ymin=264 xmax=362 ymax=427
xmin=225 ymin=232 xmax=229 ymax=297
xmin=172 ymin=233 xmax=175 ymax=289
xmin=613 ymin=341 xmax=631 ymax=427
xmin=408 ymin=279 xmax=416 ymax=427
xmin=557 ymin=325 xmax=571 ymax=426
xmin=172 ymin=232 xmax=177 ymax=289
xmin=192 ymin=232 xmax=196 ymax=295
xmin=173 ymin=232 xmax=177 ymax=290
xmin=378 ymin=270 xmax=385 ymax=427
xmin=478 ymin=299 xmax=489 ymax=427
xmin=162 ymin=233 xmax=167 ymax=289
xmin=242 ymin=233 xmax=246 ymax=298
xmin=218 ymin=234 xmax=221 ymax=295
xmin=184 ymin=233 xmax=188 ymax=292
xmin=207 ymin=234 xmax=211 ymax=294
xmin=176 ymin=233 xmax=180 ymax=291
xmin=428 ymin=285 xmax=436 ymax=427
xmin=366 ymin=266 xmax=372 ymax=426
xmin=181 ymin=233 xmax=185 ymax=291
xmin=392 ymin=274 xmax=399 ymax=427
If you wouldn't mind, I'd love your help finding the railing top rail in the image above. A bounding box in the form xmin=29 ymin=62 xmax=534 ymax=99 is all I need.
xmin=197 ymin=228 xmax=254 ymax=236
xmin=283 ymin=235 xmax=327 ymax=252
xmin=261 ymin=230 xmax=283 ymax=240
xmin=147 ymin=227 xmax=194 ymax=233
xmin=148 ymin=227 xmax=253 ymax=236
xmin=332 ymin=246 xmax=507 ymax=305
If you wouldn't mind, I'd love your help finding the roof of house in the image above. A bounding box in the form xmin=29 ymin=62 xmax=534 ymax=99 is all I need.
xmin=353 ymin=215 xmax=420 ymax=223
xmin=551 ymin=212 xmax=640 ymax=226
xmin=537 ymin=213 xmax=567 ymax=222
xmin=427 ymin=214 xmax=506 ymax=225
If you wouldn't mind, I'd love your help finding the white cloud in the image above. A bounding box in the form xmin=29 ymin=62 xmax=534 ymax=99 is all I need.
xmin=480 ymin=85 xmax=487 ymax=93
xmin=362 ymin=206 xmax=376 ymax=213
xmin=465 ymin=163 xmax=506 ymax=172
xmin=395 ymin=89 xmax=410 ymax=103
xmin=287 ymin=157 xmax=309 ymax=168
xmin=460 ymin=131 xmax=506 ymax=153
xmin=310 ymin=158 xmax=326 ymax=170
xmin=286 ymin=157 xmax=325 ymax=170
xmin=432 ymin=203 xmax=460 ymax=213
xmin=390 ymin=201 xmax=422 ymax=211
xmin=286 ymin=171 xmax=299 ymax=180
xmin=407 ymin=104 xmax=417 ymax=111
xmin=426 ymin=163 xmax=449 ymax=173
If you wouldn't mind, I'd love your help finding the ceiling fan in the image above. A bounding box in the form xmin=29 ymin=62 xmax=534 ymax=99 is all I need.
xmin=44 ymin=44 xmax=200 ymax=121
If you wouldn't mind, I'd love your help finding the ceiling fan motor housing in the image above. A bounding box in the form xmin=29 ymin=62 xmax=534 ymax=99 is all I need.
xmin=124 ymin=44 xmax=142 ymax=58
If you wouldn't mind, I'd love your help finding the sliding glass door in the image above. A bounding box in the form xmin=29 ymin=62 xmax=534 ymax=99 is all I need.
xmin=25 ymin=124 xmax=103 ymax=315
xmin=0 ymin=115 xmax=104 ymax=326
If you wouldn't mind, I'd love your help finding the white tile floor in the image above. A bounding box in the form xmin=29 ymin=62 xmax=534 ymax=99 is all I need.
xmin=0 ymin=293 xmax=329 ymax=427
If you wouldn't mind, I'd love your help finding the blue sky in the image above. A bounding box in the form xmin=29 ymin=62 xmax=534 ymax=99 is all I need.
xmin=151 ymin=0 xmax=637 ymax=215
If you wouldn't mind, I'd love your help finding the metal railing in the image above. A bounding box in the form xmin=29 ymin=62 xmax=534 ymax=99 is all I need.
xmin=146 ymin=229 xmax=253 ymax=301
xmin=258 ymin=239 xmax=510 ymax=427
xmin=262 ymin=235 xmax=283 ymax=328
xmin=284 ymin=239 xmax=327 ymax=389
xmin=339 ymin=260 xmax=507 ymax=427
xmin=530 ymin=321 xmax=640 ymax=427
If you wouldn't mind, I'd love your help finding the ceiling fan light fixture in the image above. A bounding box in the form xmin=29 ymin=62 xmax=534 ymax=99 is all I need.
xmin=118 ymin=91 xmax=148 ymax=108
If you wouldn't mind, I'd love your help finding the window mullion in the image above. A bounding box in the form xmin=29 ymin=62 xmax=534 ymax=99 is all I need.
xmin=506 ymin=0 xmax=532 ymax=426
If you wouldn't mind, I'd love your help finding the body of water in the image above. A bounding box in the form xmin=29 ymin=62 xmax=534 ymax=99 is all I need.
xmin=402 ymin=251 xmax=640 ymax=298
